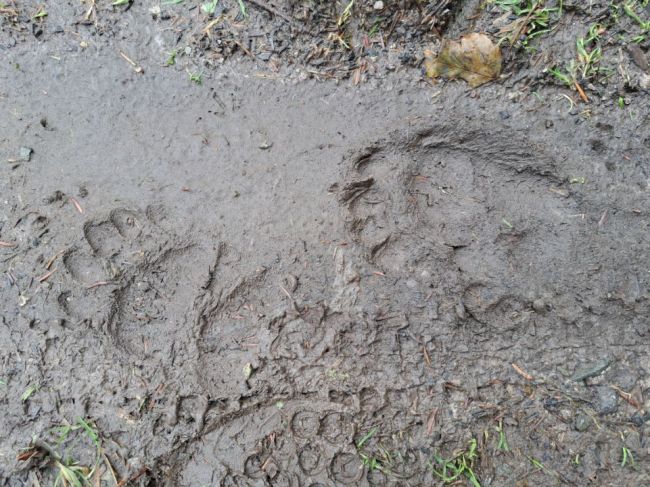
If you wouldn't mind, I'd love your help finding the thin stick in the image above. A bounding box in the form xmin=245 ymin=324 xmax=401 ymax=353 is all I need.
xmin=574 ymin=80 xmax=589 ymax=103
xmin=512 ymin=363 xmax=534 ymax=381
xmin=69 ymin=197 xmax=84 ymax=214
xmin=38 ymin=268 xmax=56 ymax=282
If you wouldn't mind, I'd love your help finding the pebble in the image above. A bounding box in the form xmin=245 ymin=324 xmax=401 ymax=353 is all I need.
xmin=574 ymin=414 xmax=591 ymax=432
xmin=454 ymin=301 xmax=466 ymax=320
xmin=631 ymin=411 xmax=650 ymax=427
xmin=18 ymin=147 xmax=33 ymax=162
xmin=373 ymin=1 xmax=384 ymax=10
xmin=595 ymin=385 xmax=619 ymax=415
xmin=532 ymin=299 xmax=546 ymax=314
xmin=571 ymin=358 xmax=612 ymax=382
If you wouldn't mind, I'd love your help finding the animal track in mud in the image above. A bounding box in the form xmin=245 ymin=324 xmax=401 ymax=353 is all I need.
xmin=195 ymin=255 xmax=281 ymax=398
xmin=4 ymin=211 xmax=50 ymax=247
xmin=338 ymin=124 xmax=578 ymax=329
xmin=175 ymin=400 xmax=367 ymax=486
xmin=196 ymin=256 xmax=339 ymax=400
xmin=60 ymin=207 xmax=215 ymax=357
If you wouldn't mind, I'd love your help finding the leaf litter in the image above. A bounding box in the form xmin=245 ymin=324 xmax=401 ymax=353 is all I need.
xmin=425 ymin=33 xmax=502 ymax=87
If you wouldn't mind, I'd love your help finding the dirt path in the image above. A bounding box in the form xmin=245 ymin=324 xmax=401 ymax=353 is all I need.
xmin=2 ymin=1 xmax=650 ymax=486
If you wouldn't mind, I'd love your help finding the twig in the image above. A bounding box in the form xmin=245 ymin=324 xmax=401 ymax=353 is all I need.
xmin=46 ymin=250 xmax=64 ymax=269
xmin=38 ymin=268 xmax=57 ymax=282
xmin=423 ymin=345 xmax=432 ymax=367
xmin=611 ymin=385 xmax=641 ymax=409
xmin=69 ymin=197 xmax=84 ymax=214
xmin=86 ymin=281 xmax=115 ymax=289
xmin=512 ymin=363 xmax=534 ymax=381
xmin=233 ymin=39 xmax=255 ymax=58
xmin=574 ymin=80 xmax=589 ymax=103
xmin=119 ymin=51 xmax=144 ymax=74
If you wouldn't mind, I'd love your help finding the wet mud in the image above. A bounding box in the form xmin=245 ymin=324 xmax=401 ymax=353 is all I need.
xmin=2 ymin=1 xmax=650 ymax=486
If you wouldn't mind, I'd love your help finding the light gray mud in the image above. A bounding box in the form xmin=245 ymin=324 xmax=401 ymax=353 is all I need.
xmin=2 ymin=1 xmax=650 ymax=486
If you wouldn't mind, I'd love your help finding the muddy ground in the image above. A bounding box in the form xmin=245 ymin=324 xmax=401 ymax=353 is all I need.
xmin=2 ymin=0 xmax=650 ymax=486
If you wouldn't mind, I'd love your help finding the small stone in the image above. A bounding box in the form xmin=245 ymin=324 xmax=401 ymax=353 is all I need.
xmin=640 ymin=73 xmax=650 ymax=90
xmin=545 ymin=120 xmax=554 ymax=129
xmin=574 ymin=414 xmax=591 ymax=432
xmin=18 ymin=147 xmax=32 ymax=162
xmin=532 ymin=299 xmax=546 ymax=314
xmin=373 ymin=1 xmax=384 ymax=10
xmin=499 ymin=111 xmax=510 ymax=120
xmin=631 ymin=411 xmax=650 ymax=427
xmin=455 ymin=301 xmax=466 ymax=320
xmin=571 ymin=358 xmax=612 ymax=382
xmin=405 ymin=279 xmax=418 ymax=289
xmin=595 ymin=386 xmax=619 ymax=415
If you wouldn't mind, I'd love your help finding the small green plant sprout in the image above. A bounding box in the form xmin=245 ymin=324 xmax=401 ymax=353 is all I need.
xmin=76 ymin=417 xmax=100 ymax=449
xmin=166 ymin=50 xmax=177 ymax=66
xmin=430 ymin=438 xmax=482 ymax=487
xmin=575 ymin=24 xmax=605 ymax=79
xmin=623 ymin=1 xmax=650 ymax=31
xmin=236 ymin=0 xmax=247 ymax=17
xmin=201 ymin=0 xmax=218 ymax=15
xmin=21 ymin=384 xmax=39 ymax=402
xmin=621 ymin=432 xmax=635 ymax=468
xmin=548 ymin=66 xmax=573 ymax=86
xmin=18 ymin=418 xmax=106 ymax=486
xmin=356 ymin=427 xmax=383 ymax=471
xmin=54 ymin=460 xmax=92 ymax=487
xmin=495 ymin=420 xmax=510 ymax=452
xmin=32 ymin=7 xmax=47 ymax=19
xmin=187 ymin=70 xmax=203 ymax=84
xmin=501 ymin=218 xmax=513 ymax=229
xmin=529 ymin=456 xmax=545 ymax=471
xmin=621 ymin=446 xmax=635 ymax=468
xmin=569 ymin=176 xmax=586 ymax=184
xmin=357 ymin=427 xmax=378 ymax=449
xmin=359 ymin=452 xmax=381 ymax=471
xmin=112 ymin=0 xmax=130 ymax=5
xmin=618 ymin=96 xmax=626 ymax=109
xmin=338 ymin=0 xmax=355 ymax=27
xmin=491 ymin=0 xmax=563 ymax=48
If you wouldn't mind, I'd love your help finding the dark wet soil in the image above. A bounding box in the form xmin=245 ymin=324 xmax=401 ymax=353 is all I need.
xmin=2 ymin=1 xmax=650 ymax=486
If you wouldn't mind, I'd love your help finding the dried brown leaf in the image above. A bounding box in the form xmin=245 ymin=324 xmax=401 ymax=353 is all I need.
xmin=425 ymin=33 xmax=502 ymax=88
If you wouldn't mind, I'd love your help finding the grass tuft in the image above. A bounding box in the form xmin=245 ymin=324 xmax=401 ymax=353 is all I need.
xmin=430 ymin=438 xmax=482 ymax=487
